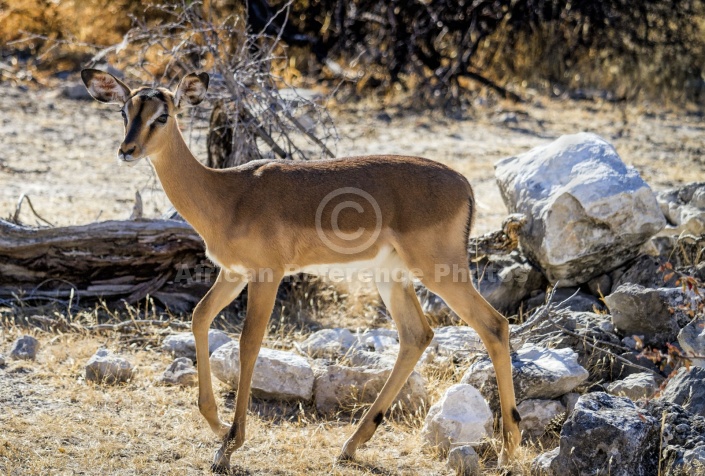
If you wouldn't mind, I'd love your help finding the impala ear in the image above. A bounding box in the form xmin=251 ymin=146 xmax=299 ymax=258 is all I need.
xmin=81 ymin=68 xmax=131 ymax=104
xmin=174 ymin=72 xmax=209 ymax=108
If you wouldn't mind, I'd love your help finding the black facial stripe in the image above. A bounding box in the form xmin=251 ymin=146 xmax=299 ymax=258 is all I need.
xmin=123 ymin=100 xmax=145 ymax=144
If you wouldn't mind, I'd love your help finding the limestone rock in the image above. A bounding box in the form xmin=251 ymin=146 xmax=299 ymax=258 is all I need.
xmin=607 ymin=372 xmax=659 ymax=401
xmin=495 ymin=132 xmax=665 ymax=286
xmin=161 ymin=329 xmax=231 ymax=361
xmin=516 ymin=399 xmax=566 ymax=439
xmin=159 ymin=357 xmax=197 ymax=387
xmin=314 ymin=364 xmax=427 ymax=415
xmin=421 ymin=384 xmax=492 ymax=451
xmin=298 ymin=328 xmax=358 ymax=358
xmin=211 ymin=341 xmax=314 ymax=401
xmin=657 ymin=182 xmax=705 ymax=235
xmin=432 ymin=326 xmax=485 ymax=360
xmin=85 ymin=348 xmax=134 ymax=385
xmin=461 ymin=344 xmax=588 ymax=412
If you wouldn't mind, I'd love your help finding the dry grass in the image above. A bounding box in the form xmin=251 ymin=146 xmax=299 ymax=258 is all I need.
xmin=0 ymin=315 xmax=552 ymax=475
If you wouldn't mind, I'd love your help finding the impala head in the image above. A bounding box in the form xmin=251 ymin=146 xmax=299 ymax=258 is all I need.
xmin=80 ymin=69 xmax=209 ymax=163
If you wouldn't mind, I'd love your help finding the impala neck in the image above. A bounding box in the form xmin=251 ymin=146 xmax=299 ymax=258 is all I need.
xmin=150 ymin=126 xmax=224 ymax=240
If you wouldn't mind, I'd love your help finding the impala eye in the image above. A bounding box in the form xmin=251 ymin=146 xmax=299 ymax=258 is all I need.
xmin=156 ymin=114 xmax=169 ymax=124
xmin=121 ymin=110 xmax=127 ymax=124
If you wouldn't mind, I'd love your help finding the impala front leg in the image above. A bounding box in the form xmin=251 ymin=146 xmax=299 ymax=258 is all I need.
xmin=194 ymin=270 xmax=247 ymax=437
xmin=212 ymin=276 xmax=281 ymax=474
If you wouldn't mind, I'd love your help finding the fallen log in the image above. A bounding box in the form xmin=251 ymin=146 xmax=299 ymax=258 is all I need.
xmin=0 ymin=218 xmax=213 ymax=312
xmin=0 ymin=211 xmax=525 ymax=314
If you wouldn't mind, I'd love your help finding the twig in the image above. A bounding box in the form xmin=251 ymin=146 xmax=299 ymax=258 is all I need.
xmin=12 ymin=194 xmax=54 ymax=227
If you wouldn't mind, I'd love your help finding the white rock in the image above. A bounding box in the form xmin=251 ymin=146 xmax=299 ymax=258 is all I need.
xmin=516 ymin=399 xmax=566 ymax=438
xmin=678 ymin=317 xmax=705 ymax=368
xmin=161 ymin=329 xmax=231 ymax=361
xmin=462 ymin=344 xmax=588 ymax=411
xmin=447 ymin=445 xmax=481 ymax=476
xmin=314 ymin=364 xmax=427 ymax=415
xmin=432 ymin=326 xmax=485 ymax=359
xmin=85 ymin=348 xmax=133 ymax=385
xmin=356 ymin=329 xmax=399 ymax=354
xmin=211 ymin=341 xmax=314 ymax=401
xmin=344 ymin=349 xmax=396 ymax=369
xmin=495 ymin=132 xmax=665 ymax=286
xmin=159 ymin=357 xmax=197 ymax=387
xmin=607 ymin=372 xmax=659 ymax=401
xmin=657 ymin=182 xmax=705 ymax=235
xmin=298 ymin=328 xmax=358 ymax=358
xmin=421 ymin=384 xmax=493 ymax=451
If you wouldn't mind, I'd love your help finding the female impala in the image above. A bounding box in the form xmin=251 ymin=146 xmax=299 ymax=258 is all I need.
xmin=81 ymin=69 xmax=520 ymax=472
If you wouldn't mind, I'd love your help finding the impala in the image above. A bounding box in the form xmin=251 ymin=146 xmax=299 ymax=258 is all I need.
xmin=81 ymin=69 xmax=520 ymax=472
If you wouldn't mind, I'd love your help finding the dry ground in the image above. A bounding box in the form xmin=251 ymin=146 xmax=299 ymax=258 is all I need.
xmin=0 ymin=325 xmax=545 ymax=475
xmin=2 ymin=81 xmax=705 ymax=474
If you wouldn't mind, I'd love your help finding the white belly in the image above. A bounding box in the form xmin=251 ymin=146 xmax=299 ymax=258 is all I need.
xmin=206 ymin=246 xmax=411 ymax=284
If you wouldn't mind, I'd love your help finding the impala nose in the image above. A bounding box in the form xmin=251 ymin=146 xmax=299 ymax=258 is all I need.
xmin=118 ymin=145 xmax=137 ymax=161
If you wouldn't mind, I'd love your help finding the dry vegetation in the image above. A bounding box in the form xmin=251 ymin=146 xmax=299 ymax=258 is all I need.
xmin=0 ymin=304 xmax=550 ymax=475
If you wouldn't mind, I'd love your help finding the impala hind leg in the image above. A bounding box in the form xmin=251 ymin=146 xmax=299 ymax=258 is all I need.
xmin=212 ymin=277 xmax=281 ymax=473
xmin=193 ymin=270 xmax=247 ymax=437
xmin=340 ymin=277 xmax=434 ymax=460
xmin=422 ymin=273 xmax=520 ymax=463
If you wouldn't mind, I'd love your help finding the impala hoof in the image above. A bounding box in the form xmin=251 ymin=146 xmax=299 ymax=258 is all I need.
xmin=212 ymin=449 xmax=230 ymax=474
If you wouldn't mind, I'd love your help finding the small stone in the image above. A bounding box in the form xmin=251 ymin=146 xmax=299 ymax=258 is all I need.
xmin=421 ymin=384 xmax=492 ymax=451
xmin=447 ymin=445 xmax=481 ymax=476
xmin=298 ymin=328 xmax=358 ymax=358
xmin=211 ymin=341 xmax=314 ymax=401
xmin=356 ymin=329 xmax=399 ymax=354
xmin=159 ymin=357 xmax=197 ymax=387
xmin=656 ymin=182 xmax=705 ymax=235
xmin=161 ymin=329 xmax=231 ymax=361
xmin=588 ymin=273 xmax=613 ymax=296
xmin=10 ymin=335 xmax=39 ymax=361
xmin=85 ymin=348 xmax=133 ymax=385
xmin=604 ymin=284 xmax=683 ymax=346
xmin=678 ymin=317 xmax=705 ymax=368
xmin=607 ymin=372 xmax=659 ymax=401
xmin=0 ymin=354 xmax=5 ymax=366
xmin=516 ymin=399 xmax=566 ymax=439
